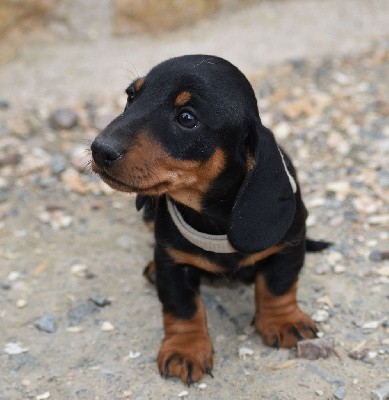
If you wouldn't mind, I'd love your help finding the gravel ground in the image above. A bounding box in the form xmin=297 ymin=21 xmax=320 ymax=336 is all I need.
xmin=1 ymin=28 xmax=389 ymax=400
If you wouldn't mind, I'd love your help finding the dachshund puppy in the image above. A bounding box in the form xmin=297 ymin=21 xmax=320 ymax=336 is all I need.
xmin=91 ymin=55 xmax=329 ymax=384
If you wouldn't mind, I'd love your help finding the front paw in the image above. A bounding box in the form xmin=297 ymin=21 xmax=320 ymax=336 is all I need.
xmin=157 ymin=333 xmax=214 ymax=385
xmin=255 ymin=308 xmax=318 ymax=348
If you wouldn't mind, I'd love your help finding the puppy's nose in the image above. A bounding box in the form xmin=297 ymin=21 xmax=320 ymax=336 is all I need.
xmin=91 ymin=139 xmax=122 ymax=168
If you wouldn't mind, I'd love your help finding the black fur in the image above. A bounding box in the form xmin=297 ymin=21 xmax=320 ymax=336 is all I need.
xmin=91 ymin=55 xmax=329 ymax=321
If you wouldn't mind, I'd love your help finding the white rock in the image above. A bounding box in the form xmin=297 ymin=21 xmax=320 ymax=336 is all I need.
xmin=178 ymin=390 xmax=189 ymax=397
xmin=239 ymin=347 xmax=254 ymax=359
xmin=198 ymin=383 xmax=207 ymax=390
xmin=312 ymin=309 xmax=330 ymax=322
xmin=16 ymin=299 xmax=27 ymax=308
xmin=128 ymin=351 xmax=141 ymax=359
xmin=362 ymin=320 xmax=383 ymax=330
xmin=4 ymin=342 xmax=29 ymax=355
xmin=101 ymin=321 xmax=114 ymax=332
xmin=333 ymin=265 xmax=346 ymax=274
xmin=36 ymin=392 xmax=50 ymax=400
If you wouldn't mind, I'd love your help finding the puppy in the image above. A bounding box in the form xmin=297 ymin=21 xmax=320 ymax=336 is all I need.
xmin=91 ymin=55 xmax=329 ymax=384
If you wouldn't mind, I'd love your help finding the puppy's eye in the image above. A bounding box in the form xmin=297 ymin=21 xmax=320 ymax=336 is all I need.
xmin=124 ymin=89 xmax=135 ymax=110
xmin=177 ymin=111 xmax=198 ymax=129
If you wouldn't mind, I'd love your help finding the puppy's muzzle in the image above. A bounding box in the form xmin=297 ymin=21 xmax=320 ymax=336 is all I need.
xmin=91 ymin=138 xmax=122 ymax=169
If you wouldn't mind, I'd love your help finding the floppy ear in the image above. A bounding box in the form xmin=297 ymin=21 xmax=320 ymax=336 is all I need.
xmin=228 ymin=123 xmax=297 ymax=254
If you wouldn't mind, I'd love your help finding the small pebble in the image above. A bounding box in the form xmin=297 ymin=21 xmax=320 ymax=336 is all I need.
xmin=368 ymin=351 xmax=378 ymax=359
xmin=315 ymin=389 xmax=324 ymax=396
xmin=50 ymin=154 xmax=68 ymax=175
xmin=69 ymin=145 xmax=90 ymax=172
xmin=198 ymin=383 xmax=207 ymax=390
xmin=89 ymin=295 xmax=111 ymax=307
xmin=16 ymin=299 xmax=27 ymax=308
xmin=36 ymin=392 xmax=50 ymax=400
xmin=239 ymin=347 xmax=254 ymax=360
xmin=4 ymin=342 xmax=29 ymax=355
xmin=371 ymin=381 xmax=389 ymax=400
xmin=178 ymin=391 xmax=189 ymax=398
xmin=66 ymin=326 xmax=84 ymax=333
xmin=70 ymin=264 xmax=94 ymax=279
xmin=34 ymin=314 xmax=57 ymax=333
xmin=370 ymin=250 xmax=384 ymax=262
xmin=349 ymin=347 xmax=368 ymax=360
xmin=1 ymin=282 xmax=11 ymax=290
xmin=334 ymin=386 xmax=346 ymax=400
xmin=362 ymin=320 xmax=383 ymax=331
xmin=67 ymin=303 xmax=99 ymax=326
xmin=312 ymin=309 xmax=330 ymax=322
xmin=101 ymin=321 xmax=114 ymax=332
xmin=0 ymin=99 xmax=10 ymax=109
xmin=49 ymin=108 xmax=78 ymax=130
xmin=7 ymin=271 xmax=20 ymax=281
xmin=128 ymin=351 xmax=140 ymax=359
xmin=333 ymin=265 xmax=346 ymax=274
xmin=297 ymin=336 xmax=335 ymax=359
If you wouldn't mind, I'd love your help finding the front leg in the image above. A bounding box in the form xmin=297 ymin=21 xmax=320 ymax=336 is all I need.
xmin=155 ymin=247 xmax=213 ymax=384
xmin=255 ymin=243 xmax=318 ymax=348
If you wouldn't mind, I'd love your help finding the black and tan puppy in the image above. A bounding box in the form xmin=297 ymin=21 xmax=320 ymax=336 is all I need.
xmin=91 ymin=55 xmax=329 ymax=384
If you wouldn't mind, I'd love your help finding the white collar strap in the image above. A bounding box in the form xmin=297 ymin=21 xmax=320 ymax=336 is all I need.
xmin=166 ymin=197 xmax=236 ymax=254
xmin=278 ymin=147 xmax=297 ymax=193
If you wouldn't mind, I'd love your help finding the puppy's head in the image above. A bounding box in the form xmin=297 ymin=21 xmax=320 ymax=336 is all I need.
xmin=91 ymin=55 xmax=258 ymax=199
xmin=91 ymin=55 xmax=297 ymax=253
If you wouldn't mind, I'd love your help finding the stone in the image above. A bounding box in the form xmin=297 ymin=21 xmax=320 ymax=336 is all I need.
xmin=49 ymin=108 xmax=78 ymax=130
xmin=69 ymin=145 xmax=90 ymax=172
xmin=297 ymin=336 xmax=335 ymax=360
xmin=113 ymin=0 xmax=220 ymax=35
xmin=67 ymin=303 xmax=99 ymax=326
xmin=0 ymin=99 xmax=10 ymax=109
xmin=370 ymin=250 xmax=383 ymax=262
xmin=34 ymin=314 xmax=56 ymax=333
xmin=312 ymin=309 xmax=330 ymax=322
xmin=334 ymin=386 xmax=346 ymax=400
xmin=89 ymin=295 xmax=111 ymax=307
xmin=50 ymin=154 xmax=67 ymax=175
xmin=371 ymin=381 xmax=389 ymax=400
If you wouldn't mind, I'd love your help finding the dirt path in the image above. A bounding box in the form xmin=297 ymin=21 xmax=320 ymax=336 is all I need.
xmin=0 ymin=1 xmax=388 ymax=399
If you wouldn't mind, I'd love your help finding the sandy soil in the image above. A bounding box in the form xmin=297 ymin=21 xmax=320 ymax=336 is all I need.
xmin=0 ymin=1 xmax=388 ymax=399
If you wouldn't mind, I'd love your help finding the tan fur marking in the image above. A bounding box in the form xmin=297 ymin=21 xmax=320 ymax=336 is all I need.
xmin=174 ymin=91 xmax=191 ymax=106
xmin=239 ymin=245 xmax=284 ymax=267
xmin=135 ymin=77 xmax=145 ymax=91
xmin=167 ymin=248 xmax=223 ymax=274
xmin=95 ymin=132 xmax=226 ymax=211
xmin=255 ymin=275 xmax=317 ymax=348
xmin=247 ymin=151 xmax=255 ymax=172
xmin=158 ymin=296 xmax=213 ymax=384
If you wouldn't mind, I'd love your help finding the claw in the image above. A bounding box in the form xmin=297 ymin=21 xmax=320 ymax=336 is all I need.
xmin=186 ymin=361 xmax=193 ymax=387
xmin=206 ymin=367 xmax=214 ymax=378
xmin=272 ymin=336 xmax=280 ymax=350
xmin=164 ymin=354 xmax=177 ymax=379
xmin=307 ymin=326 xmax=318 ymax=338
xmin=289 ymin=326 xmax=304 ymax=341
xmin=301 ymin=322 xmax=318 ymax=338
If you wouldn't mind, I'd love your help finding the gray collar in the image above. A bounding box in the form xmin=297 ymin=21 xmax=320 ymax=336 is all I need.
xmin=166 ymin=197 xmax=236 ymax=253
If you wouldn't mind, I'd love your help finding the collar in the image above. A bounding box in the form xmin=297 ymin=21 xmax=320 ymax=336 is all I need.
xmin=166 ymin=148 xmax=296 ymax=254
xmin=166 ymin=197 xmax=236 ymax=253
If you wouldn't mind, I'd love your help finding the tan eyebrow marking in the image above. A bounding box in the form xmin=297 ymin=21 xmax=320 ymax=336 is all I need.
xmin=135 ymin=77 xmax=145 ymax=92
xmin=175 ymin=91 xmax=191 ymax=106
